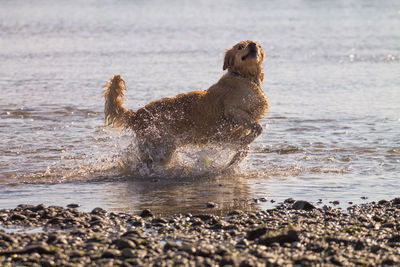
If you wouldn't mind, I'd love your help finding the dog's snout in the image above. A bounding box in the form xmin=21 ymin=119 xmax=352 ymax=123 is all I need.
xmin=248 ymin=42 xmax=256 ymax=49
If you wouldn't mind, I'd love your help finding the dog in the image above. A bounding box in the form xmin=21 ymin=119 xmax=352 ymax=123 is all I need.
xmin=102 ymin=40 xmax=269 ymax=169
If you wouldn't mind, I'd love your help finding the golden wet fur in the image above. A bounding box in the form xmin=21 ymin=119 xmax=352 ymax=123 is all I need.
xmin=102 ymin=40 xmax=269 ymax=167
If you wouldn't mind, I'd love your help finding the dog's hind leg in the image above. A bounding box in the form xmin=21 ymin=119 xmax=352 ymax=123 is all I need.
xmin=137 ymin=136 xmax=176 ymax=170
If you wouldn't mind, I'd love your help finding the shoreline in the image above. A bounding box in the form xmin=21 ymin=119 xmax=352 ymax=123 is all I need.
xmin=1 ymin=198 xmax=400 ymax=266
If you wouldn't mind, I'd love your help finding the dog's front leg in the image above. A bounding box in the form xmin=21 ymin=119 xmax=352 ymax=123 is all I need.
xmin=224 ymin=107 xmax=263 ymax=146
xmin=224 ymin=107 xmax=262 ymax=167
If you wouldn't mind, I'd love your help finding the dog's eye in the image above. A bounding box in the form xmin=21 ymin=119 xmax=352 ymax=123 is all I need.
xmin=238 ymin=44 xmax=245 ymax=50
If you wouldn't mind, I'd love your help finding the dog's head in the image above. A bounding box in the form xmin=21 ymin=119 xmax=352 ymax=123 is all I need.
xmin=223 ymin=40 xmax=265 ymax=83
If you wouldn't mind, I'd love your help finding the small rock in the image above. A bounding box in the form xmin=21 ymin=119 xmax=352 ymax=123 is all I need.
xmin=33 ymin=204 xmax=46 ymax=211
xmin=17 ymin=204 xmax=36 ymax=210
xmin=152 ymin=218 xmax=168 ymax=224
xmin=113 ymin=238 xmax=136 ymax=250
xmin=23 ymin=244 xmax=53 ymax=255
xmin=102 ymin=249 xmax=121 ymax=258
xmin=332 ymin=200 xmax=340 ymax=205
xmin=41 ymin=260 xmax=54 ymax=267
xmin=247 ymin=227 xmax=267 ymax=240
xmin=227 ymin=210 xmax=241 ymax=216
xmin=181 ymin=244 xmax=196 ymax=254
xmin=164 ymin=241 xmax=181 ymax=251
xmin=139 ymin=209 xmax=153 ymax=218
xmin=134 ymin=249 xmax=147 ymax=259
xmin=388 ymin=235 xmax=400 ymax=243
xmin=292 ymin=200 xmax=316 ymax=211
xmin=372 ymin=215 xmax=383 ymax=222
xmin=291 ymin=241 xmax=302 ymax=248
xmin=382 ymin=222 xmax=395 ymax=228
xmin=91 ymin=207 xmax=107 ymax=215
xmin=392 ymin=197 xmax=400 ymax=205
xmin=121 ymin=248 xmax=136 ymax=258
xmin=220 ymin=253 xmax=240 ymax=266
xmin=195 ymin=244 xmax=215 ymax=257
xmin=284 ymin=198 xmax=296 ymax=204
xmin=378 ymin=199 xmax=389 ymax=205
xmin=371 ymin=245 xmax=382 ymax=253
xmin=236 ymin=239 xmax=249 ymax=248
xmin=353 ymin=240 xmax=365 ymax=250
xmin=205 ymin=202 xmax=216 ymax=208
xmin=382 ymin=256 xmax=398 ymax=265
xmin=258 ymin=229 xmax=300 ymax=246
xmin=67 ymin=203 xmax=80 ymax=208
xmin=69 ymin=249 xmax=84 ymax=257
xmin=10 ymin=213 xmax=27 ymax=221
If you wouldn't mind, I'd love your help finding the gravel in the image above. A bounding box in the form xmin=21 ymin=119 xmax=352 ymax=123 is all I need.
xmin=1 ymin=198 xmax=400 ymax=266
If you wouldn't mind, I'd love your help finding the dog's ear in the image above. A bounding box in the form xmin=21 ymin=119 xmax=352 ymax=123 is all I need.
xmin=223 ymin=48 xmax=234 ymax=70
xmin=257 ymin=45 xmax=265 ymax=82
xmin=259 ymin=45 xmax=265 ymax=62
xmin=259 ymin=72 xmax=264 ymax=82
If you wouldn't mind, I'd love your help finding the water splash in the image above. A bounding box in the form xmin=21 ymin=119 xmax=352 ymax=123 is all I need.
xmin=10 ymin=131 xmax=247 ymax=184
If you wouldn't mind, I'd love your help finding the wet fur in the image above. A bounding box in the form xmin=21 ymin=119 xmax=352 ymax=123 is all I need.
xmin=102 ymin=40 xmax=269 ymax=167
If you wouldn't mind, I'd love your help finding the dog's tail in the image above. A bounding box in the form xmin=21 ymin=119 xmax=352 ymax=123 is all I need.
xmin=102 ymin=74 xmax=135 ymax=129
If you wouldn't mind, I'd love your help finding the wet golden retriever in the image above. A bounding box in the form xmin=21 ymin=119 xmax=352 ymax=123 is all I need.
xmin=102 ymin=40 xmax=268 ymax=168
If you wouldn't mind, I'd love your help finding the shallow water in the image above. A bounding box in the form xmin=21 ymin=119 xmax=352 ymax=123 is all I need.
xmin=0 ymin=0 xmax=399 ymax=215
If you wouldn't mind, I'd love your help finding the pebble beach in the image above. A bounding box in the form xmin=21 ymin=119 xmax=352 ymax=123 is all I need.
xmin=1 ymin=198 xmax=400 ymax=266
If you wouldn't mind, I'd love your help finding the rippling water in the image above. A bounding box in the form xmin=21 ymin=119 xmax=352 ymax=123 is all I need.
xmin=1 ymin=0 xmax=399 ymax=215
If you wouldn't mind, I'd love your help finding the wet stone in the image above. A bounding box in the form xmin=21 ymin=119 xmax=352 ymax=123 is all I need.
xmin=67 ymin=204 xmax=80 ymax=209
xmin=164 ymin=241 xmax=181 ymax=252
xmin=259 ymin=197 xmax=267 ymax=202
xmin=382 ymin=222 xmax=395 ymax=228
xmin=91 ymin=207 xmax=107 ymax=215
xmin=220 ymin=253 xmax=240 ymax=266
xmin=151 ymin=218 xmax=167 ymax=224
xmin=392 ymin=197 xmax=400 ymax=205
xmin=284 ymin=198 xmax=296 ymax=204
xmin=23 ymin=244 xmax=54 ymax=255
xmin=372 ymin=215 xmax=384 ymax=222
xmin=102 ymin=249 xmax=121 ymax=258
xmin=113 ymin=238 xmax=136 ymax=250
xmin=247 ymin=227 xmax=267 ymax=241
xmin=388 ymin=235 xmax=400 ymax=243
xmin=194 ymin=214 xmax=213 ymax=221
xmin=139 ymin=209 xmax=153 ymax=218
xmin=41 ymin=259 xmax=55 ymax=267
xmin=205 ymin=202 xmax=217 ymax=208
xmin=292 ymin=200 xmax=316 ymax=211
xmin=10 ymin=214 xmax=27 ymax=221
xmin=258 ymin=229 xmax=300 ymax=246
xmin=382 ymin=256 xmax=399 ymax=266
